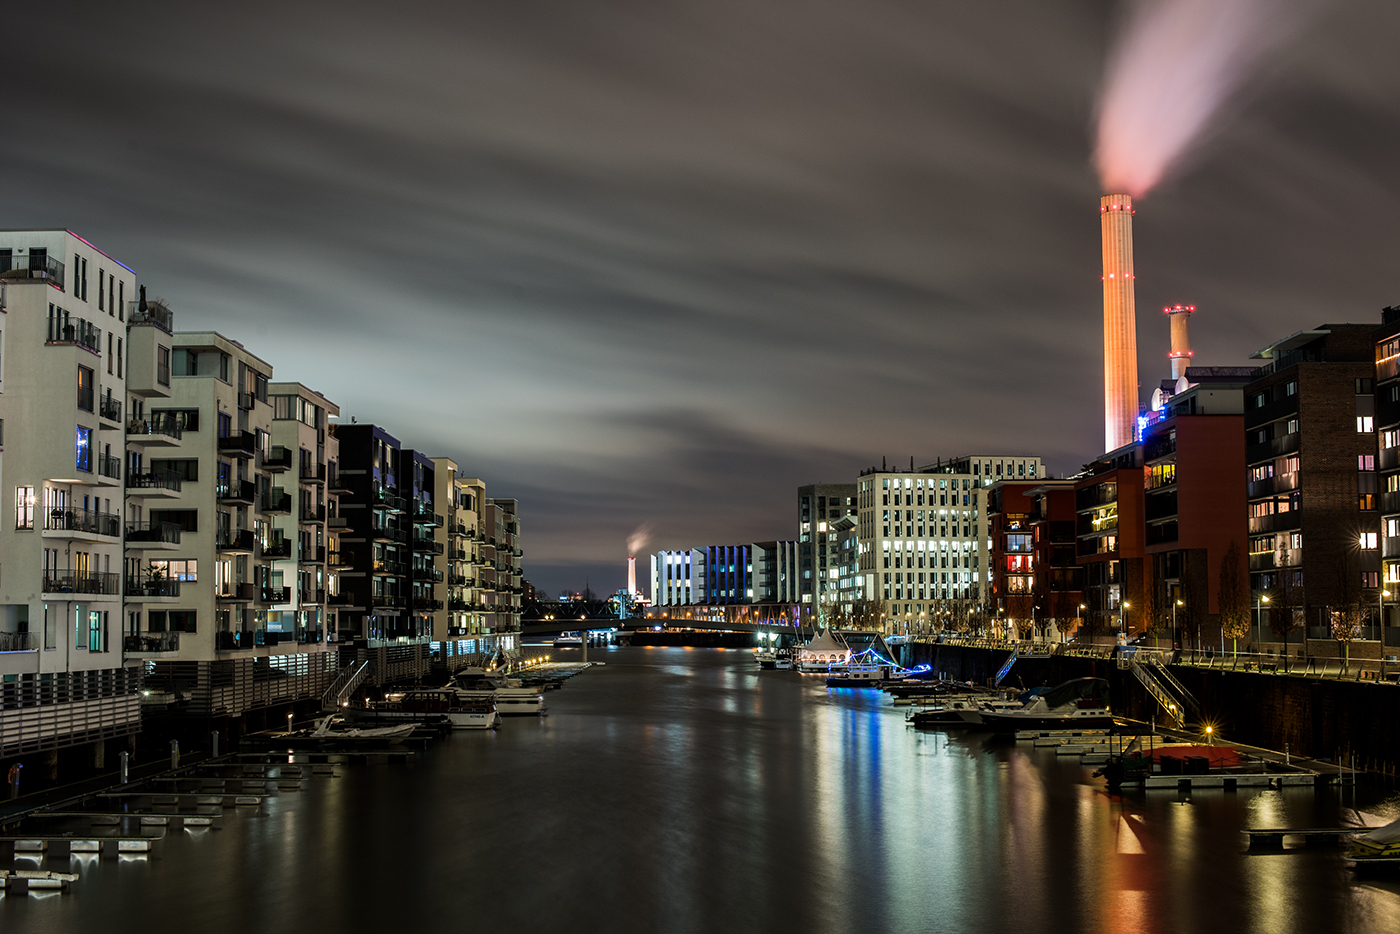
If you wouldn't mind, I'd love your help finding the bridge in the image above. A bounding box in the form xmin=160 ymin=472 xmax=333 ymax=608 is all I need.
xmin=520 ymin=601 xmax=821 ymax=640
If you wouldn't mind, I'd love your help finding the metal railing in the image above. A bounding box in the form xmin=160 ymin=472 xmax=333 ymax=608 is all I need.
xmin=262 ymin=538 xmax=293 ymax=559
xmin=46 ymin=316 xmax=100 ymax=353
xmin=100 ymin=394 xmax=123 ymax=422
xmin=128 ymin=299 xmax=173 ymax=332
xmin=217 ymin=430 xmax=256 ymax=455
xmin=45 ymin=508 xmax=121 ymax=537
xmin=3 ymin=252 xmax=65 ymax=286
xmin=128 ymin=414 xmax=183 ymax=441
xmin=127 ymin=469 xmax=182 ymax=493
xmin=217 ymin=479 xmax=257 ymax=503
xmin=322 ymin=660 xmax=370 ymax=710
xmin=98 ymin=452 xmax=122 ymax=480
xmin=43 ymin=571 xmax=121 ymax=595
xmin=300 ymin=462 xmax=326 ymax=483
xmin=125 ymin=520 xmax=181 ymax=545
xmin=261 ymin=489 xmax=292 ymax=513
xmin=123 ymin=631 xmax=180 ymax=653
xmin=125 ymin=576 xmax=181 ymax=598
xmin=0 ymin=632 xmax=37 ymax=652
xmin=261 ymin=446 xmax=292 ymax=470
xmin=215 ymin=528 xmax=256 ymax=551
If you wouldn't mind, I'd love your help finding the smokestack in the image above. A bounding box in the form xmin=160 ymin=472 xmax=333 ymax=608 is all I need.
xmin=1101 ymin=194 xmax=1138 ymax=451
xmin=627 ymin=556 xmax=637 ymax=595
xmin=1165 ymin=304 xmax=1195 ymax=381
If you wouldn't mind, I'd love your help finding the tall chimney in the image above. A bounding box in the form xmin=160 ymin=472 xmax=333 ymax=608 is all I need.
xmin=1165 ymin=304 xmax=1195 ymax=380
xmin=1101 ymin=194 xmax=1138 ymax=451
xmin=627 ymin=556 xmax=637 ymax=595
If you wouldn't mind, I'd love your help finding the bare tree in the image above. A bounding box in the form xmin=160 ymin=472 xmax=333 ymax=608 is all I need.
xmin=1218 ymin=541 xmax=1250 ymax=657
xmin=1268 ymin=569 xmax=1303 ymax=672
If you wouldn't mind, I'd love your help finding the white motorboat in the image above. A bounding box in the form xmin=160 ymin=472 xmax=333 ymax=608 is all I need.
xmin=774 ymin=649 xmax=793 ymax=670
xmin=969 ymin=678 xmax=1115 ymax=732
xmin=376 ymin=689 xmax=500 ymax=730
xmin=755 ymin=648 xmax=777 ymax=669
xmin=312 ymin=717 xmax=417 ymax=743
xmin=449 ymin=666 xmax=546 ymax=716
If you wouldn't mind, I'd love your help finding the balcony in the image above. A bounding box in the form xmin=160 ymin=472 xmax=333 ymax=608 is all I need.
xmin=124 ymin=520 xmax=181 ymax=548
xmin=217 ymin=430 xmax=256 ymax=457
xmin=262 ymin=537 xmax=293 ymax=559
xmin=99 ymin=394 xmax=123 ymax=425
xmin=412 ymin=536 xmax=444 ymax=555
xmin=327 ymin=515 xmax=352 ymax=533
xmin=123 ymin=631 xmax=180 ymax=655
xmin=215 ymin=581 xmax=257 ymax=602
xmin=43 ymin=571 xmax=120 ymax=596
xmin=299 ymin=587 xmax=326 ymax=605
xmin=327 ymin=592 xmax=361 ymax=608
xmin=299 ymin=544 xmax=326 ymax=564
xmin=448 ymin=548 xmax=467 ymax=561
xmin=45 ymin=507 xmax=121 ymax=539
xmin=217 ymin=479 xmax=256 ymax=505
xmin=215 ymin=630 xmax=257 ymax=651
xmin=328 ymin=468 xmax=350 ymax=494
xmin=373 ymin=487 xmax=405 ymax=512
xmin=300 ymin=462 xmax=327 ymax=484
xmin=412 ymin=567 xmax=444 ymax=583
xmin=413 ymin=597 xmax=444 ymax=611
xmin=372 ymin=559 xmax=406 ymax=576
xmin=127 ymin=415 xmax=183 ymax=445
xmin=126 ymin=469 xmax=182 ymax=496
xmin=216 ymin=528 xmax=256 ymax=553
xmin=1248 ymin=512 xmax=1302 ymax=535
xmin=45 ymin=316 xmax=100 ymax=354
xmin=299 ymin=505 xmax=325 ymax=524
xmin=328 ymin=550 xmax=353 ymax=569
xmin=259 ymin=585 xmax=291 ymax=605
xmin=260 ymin=446 xmax=292 ymax=472
xmin=371 ymin=594 xmax=405 ymax=609
xmin=448 ymin=599 xmax=472 ymax=612
xmin=373 ymin=525 xmax=407 ymax=544
xmin=128 ymin=298 xmax=173 ymax=332
xmin=261 ymin=488 xmax=292 ymax=514
xmin=125 ymin=576 xmax=181 ymax=599
xmin=448 ymin=574 xmax=472 ymax=587
xmin=97 ymin=452 xmax=122 ymax=481
xmin=0 ymin=632 xmax=37 ymax=652
xmin=3 ymin=252 xmax=65 ymax=287
xmin=1246 ymin=432 xmax=1301 ymax=466
xmin=297 ymin=628 xmax=324 ymax=645
xmin=237 ymin=391 xmax=255 ymax=411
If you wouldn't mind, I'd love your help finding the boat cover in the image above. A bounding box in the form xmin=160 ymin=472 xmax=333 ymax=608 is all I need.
xmin=1358 ymin=817 xmax=1400 ymax=844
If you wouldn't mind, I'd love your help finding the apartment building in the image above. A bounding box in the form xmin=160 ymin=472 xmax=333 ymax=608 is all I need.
xmin=1027 ymin=482 xmax=1083 ymax=638
xmin=132 ymin=332 xmax=339 ymax=722
xmin=1139 ymin=369 xmax=1250 ymax=648
xmin=797 ymin=484 xmax=856 ymax=612
xmin=1073 ymin=446 xmax=1145 ymax=639
xmin=1245 ymin=324 xmax=1381 ymax=642
xmin=0 ymin=231 xmax=142 ymax=764
xmin=649 ymin=543 xmax=798 ymax=606
xmin=483 ymin=498 xmax=522 ymax=641
xmin=1376 ymin=308 xmax=1400 ymax=634
xmin=430 ymin=460 xmax=498 ymax=669
xmin=855 ymin=455 xmax=1043 ymax=633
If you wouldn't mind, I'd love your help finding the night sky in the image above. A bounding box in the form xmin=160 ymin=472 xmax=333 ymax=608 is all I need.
xmin=4 ymin=1 xmax=1398 ymax=596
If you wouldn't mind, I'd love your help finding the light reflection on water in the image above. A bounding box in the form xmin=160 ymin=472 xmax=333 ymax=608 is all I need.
xmin=6 ymin=647 xmax=1400 ymax=934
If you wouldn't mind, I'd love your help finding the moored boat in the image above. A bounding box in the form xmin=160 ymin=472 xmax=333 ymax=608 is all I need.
xmin=972 ymin=677 xmax=1114 ymax=732
xmin=375 ymin=689 xmax=500 ymax=730
xmin=449 ymin=666 xmax=546 ymax=715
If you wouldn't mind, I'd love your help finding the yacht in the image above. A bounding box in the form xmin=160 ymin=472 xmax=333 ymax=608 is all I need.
xmin=910 ymin=695 xmax=1021 ymax=728
xmin=825 ymin=663 xmax=906 ymax=688
xmin=970 ymin=678 xmax=1114 ymax=732
xmin=448 ymin=666 xmax=546 ymax=716
xmin=375 ymin=689 xmax=500 ymax=730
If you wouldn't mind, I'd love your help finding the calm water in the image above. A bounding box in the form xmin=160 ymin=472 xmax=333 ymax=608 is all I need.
xmin=7 ymin=646 xmax=1400 ymax=934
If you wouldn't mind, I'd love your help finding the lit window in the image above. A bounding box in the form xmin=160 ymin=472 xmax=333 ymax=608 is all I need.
xmin=15 ymin=486 xmax=34 ymax=529
xmin=75 ymin=426 xmax=92 ymax=472
xmin=1358 ymin=416 xmax=1375 ymax=433
xmin=1361 ymin=532 xmax=1379 ymax=549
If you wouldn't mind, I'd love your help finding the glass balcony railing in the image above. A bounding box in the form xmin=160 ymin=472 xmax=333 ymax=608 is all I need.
xmin=45 ymin=508 xmax=121 ymax=537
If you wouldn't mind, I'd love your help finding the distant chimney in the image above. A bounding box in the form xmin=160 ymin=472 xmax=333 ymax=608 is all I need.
xmin=627 ymin=556 xmax=637 ymax=596
xmin=1164 ymin=304 xmax=1196 ymax=380
xmin=1101 ymin=193 xmax=1137 ymax=451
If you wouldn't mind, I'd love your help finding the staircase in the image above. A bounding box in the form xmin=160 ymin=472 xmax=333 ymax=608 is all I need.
xmin=321 ymin=659 xmax=370 ymax=711
xmin=1121 ymin=648 xmax=1197 ymax=729
xmin=993 ymin=647 xmax=1019 ymax=687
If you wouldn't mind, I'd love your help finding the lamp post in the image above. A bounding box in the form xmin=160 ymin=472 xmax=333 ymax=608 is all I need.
xmin=1255 ymin=593 xmax=1270 ymax=641
xmin=1173 ymin=598 xmax=1183 ymax=652
xmin=1120 ymin=600 xmax=1129 ymax=637
xmin=1381 ymin=589 xmax=1390 ymax=637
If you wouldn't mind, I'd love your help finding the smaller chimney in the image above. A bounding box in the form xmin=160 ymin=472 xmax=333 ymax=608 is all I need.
xmin=1164 ymin=304 xmax=1196 ymax=381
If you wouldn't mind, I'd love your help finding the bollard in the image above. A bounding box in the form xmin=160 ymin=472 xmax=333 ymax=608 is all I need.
xmin=211 ymin=731 xmax=220 ymax=758
xmin=120 ymin=750 xmax=129 ymax=784
xmin=1285 ymin=743 xmax=1290 ymax=767
xmin=7 ymin=762 xmax=21 ymax=800
xmin=170 ymin=739 xmax=180 ymax=770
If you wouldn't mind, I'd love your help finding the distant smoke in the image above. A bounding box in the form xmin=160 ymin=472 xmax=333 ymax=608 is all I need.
xmin=1094 ymin=0 xmax=1322 ymax=197
xmin=627 ymin=524 xmax=652 ymax=557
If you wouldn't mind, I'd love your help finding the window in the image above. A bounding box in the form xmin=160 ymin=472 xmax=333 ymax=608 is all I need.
xmin=1388 ymin=518 xmax=1400 ymax=539
xmin=152 ymin=409 xmax=199 ymax=432
xmin=1385 ymin=430 xmax=1400 ymax=450
xmin=98 ymin=268 xmax=105 ymax=310
xmin=172 ymin=348 xmax=197 ymax=376
xmin=157 ymin=346 xmax=170 ymax=386
xmin=218 ymin=411 xmax=231 ymax=438
xmin=1358 ymin=416 xmax=1375 ymax=433
xmin=1361 ymin=494 xmax=1376 ymax=511
xmin=1253 ymin=393 xmax=1267 ymax=408
xmin=75 ymin=426 xmax=92 ymax=472
xmin=151 ymin=509 xmax=198 ymax=532
xmin=106 ymin=333 xmax=113 ymax=373
xmin=77 ymin=365 xmax=94 ymax=411
xmin=1285 ymin=380 xmax=1297 ymax=396
xmin=117 ymin=337 xmax=123 ymax=377
xmin=15 ymin=486 xmax=34 ymax=529
xmin=148 ymin=610 xmax=197 ymax=633
xmin=1286 ymin=419 xmax=1299 ymax=435
xmin=147 ymin=559 xmax=197 ymax=582
xmin=88 ymin=610 xmax=105 ymax=652
xmin=1357 ymin=378 xmax=1375 ymax=394
xmin=1360 ymin=455 xmax=1376 ymax=471
xmin=1248 ymin=464 xmax=1273 ymax=482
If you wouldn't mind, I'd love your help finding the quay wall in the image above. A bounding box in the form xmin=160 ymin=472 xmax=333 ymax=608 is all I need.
xmin=909 ymin=642 xmax=1400 ymax=776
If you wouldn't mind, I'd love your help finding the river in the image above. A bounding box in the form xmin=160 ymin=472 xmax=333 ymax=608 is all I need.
xmin=8 ymin=646 xmax=1400 ymax=933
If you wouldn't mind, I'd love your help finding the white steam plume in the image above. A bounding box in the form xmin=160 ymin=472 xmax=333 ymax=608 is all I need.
xmin=1095 ymin=0 xmax=1323 ymax=197
xmin=627 ymin=524 xmax=652 ymax=557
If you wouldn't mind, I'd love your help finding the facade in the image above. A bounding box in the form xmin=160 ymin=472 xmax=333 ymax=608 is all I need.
xmin=1073 ymin=446 xmax=1146 ymax=640
xmin=0 ymin=231 xmax=142 ymax=762
xmin=856 ymin=455 xmax=1044 ymax=634
xmin=987 ymin=481 xmax=1043 ymax=638
xmin=1028 ymin=482 xmax=1083 ymax=639
xmin=1140 ymin=369 xmax=1250 ymax=648
xmin=1245 ymin=324 xmax=1381 ymax=643
xmin=1376 ymin=308 xmax=1400 ymax=635
xmin=650 ymin=542 xmax=798 ymax=606
xmin=796 ymin=484 xmax=857 ymax=615
xmin=136 ymin=332 xmax=338 ymax=721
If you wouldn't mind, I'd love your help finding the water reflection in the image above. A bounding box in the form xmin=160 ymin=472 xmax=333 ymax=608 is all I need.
xmin=5 ymin=647 xmax=1400 ymax=934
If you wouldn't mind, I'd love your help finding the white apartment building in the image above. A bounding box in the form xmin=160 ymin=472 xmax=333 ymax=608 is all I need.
xmin=857 ymin=454 xmax=1044 ymax=633
xmin=430 ymin=461 xmax=500 ymax=667
xmin=0 ymin=230 xmax=143 ymax=766
xmin=652 ymin=549 xmax=703 ymax=605
xmin=133 ymin=332 xmax=337 ymax=722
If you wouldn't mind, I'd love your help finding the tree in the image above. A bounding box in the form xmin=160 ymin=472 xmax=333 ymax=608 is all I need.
xmin=1138 ymin=569 xmax=1163 ymax=643
xmin=1331 ymin=606 xmax=1364 ymax=669
xmin=1218 ymin=542 xmax=1249 ymax=657
xmin=1268 ymin=569 xmax=1304 ymax=672
xmin=1007 ymin=592 xmax=1035 ymax=642
xmin=1178 ymin=557 xmax=1207 ymax=651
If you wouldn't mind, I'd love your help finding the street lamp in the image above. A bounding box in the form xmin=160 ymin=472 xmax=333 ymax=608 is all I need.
xmin=1381 ymin=589 xmax=1391 ymax=634
xmin=1174 ymin=598 xmax=1184 ymax=652
xmin=1120 ymin=600 xmax=1129 ymax=636
xmin=1255 ymin=593 xmax=1270 ymax=638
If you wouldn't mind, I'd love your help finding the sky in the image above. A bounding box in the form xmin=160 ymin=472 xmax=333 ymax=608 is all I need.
xmin=3 ymin=0 xmax=1399 ymax=596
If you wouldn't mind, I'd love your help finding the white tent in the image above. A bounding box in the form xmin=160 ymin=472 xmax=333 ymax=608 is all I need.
xmin=798 ymin=628 xmax=850 ymax=671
